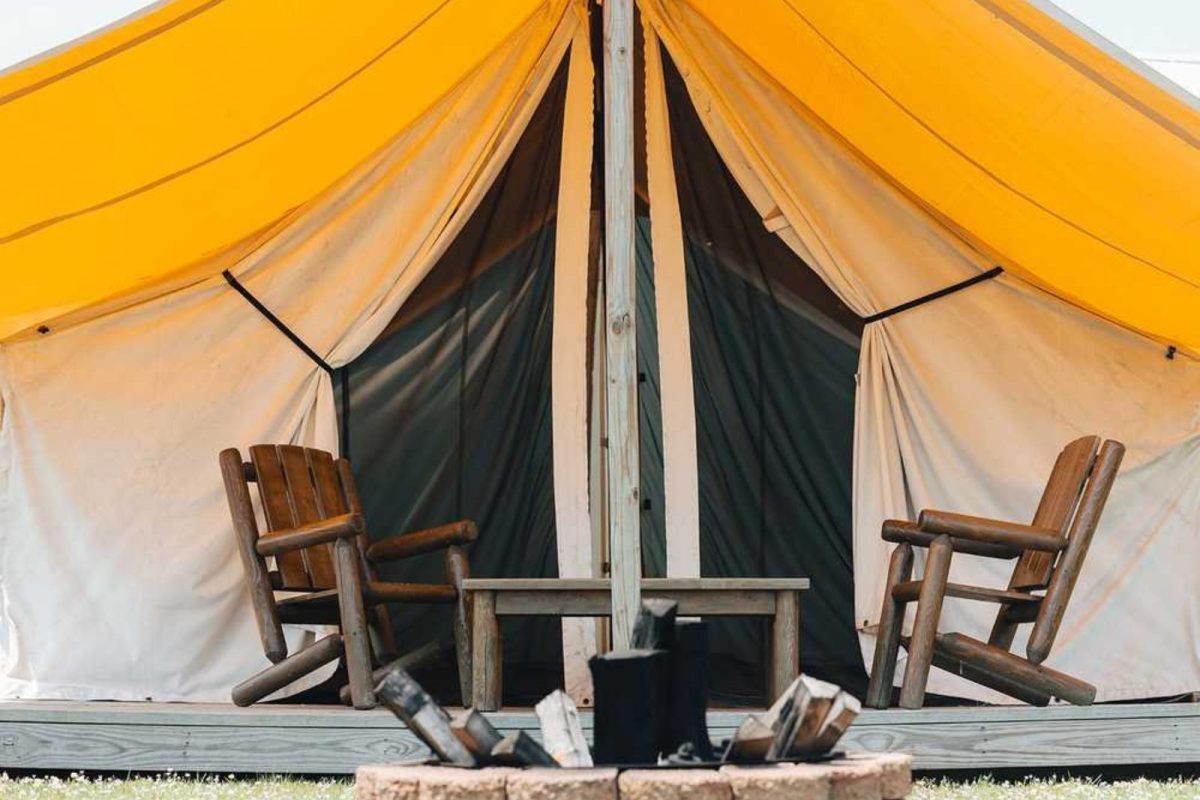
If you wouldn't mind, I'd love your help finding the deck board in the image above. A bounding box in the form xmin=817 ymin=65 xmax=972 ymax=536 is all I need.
xmin=0 ymin=701 xmax=1197 ymax=773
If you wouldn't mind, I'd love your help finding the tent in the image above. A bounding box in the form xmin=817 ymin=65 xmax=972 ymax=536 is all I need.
xmin=1 ymin=0 xmax=1198 ymax=704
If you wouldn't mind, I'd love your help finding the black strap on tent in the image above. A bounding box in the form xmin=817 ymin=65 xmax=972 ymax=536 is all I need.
xmin=340 ymin=362 xmax=352 ymax=460
xmin=864 ymin=266 xmax=1003 ymax=324
xmin=222 ymin=269 xmax=351 ymax=449
xmin=223 ymin=270 xmax=334 ymax=373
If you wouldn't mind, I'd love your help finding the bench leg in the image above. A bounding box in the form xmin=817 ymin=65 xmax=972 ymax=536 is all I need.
xmin=866 ymin=542 xmax=914 ymax=708
xmin=769 ymin=590 xmax=800 ymax=701
xmin=471 ymin=590 xmax=502 ymax=711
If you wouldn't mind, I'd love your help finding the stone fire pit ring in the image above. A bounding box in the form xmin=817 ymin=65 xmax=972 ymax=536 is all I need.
xmin=357 ymin=752 xmax=913 ymax=800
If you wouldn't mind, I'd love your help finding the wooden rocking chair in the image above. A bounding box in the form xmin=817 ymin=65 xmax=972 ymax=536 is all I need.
xmin=219 ymin=445 xmax=477 ymax=709
xmin=865 ymin=436 xmax=1124 ymax=709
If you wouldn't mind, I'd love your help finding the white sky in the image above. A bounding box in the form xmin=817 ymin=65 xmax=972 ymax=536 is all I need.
xmin=0 ymin=0 xmax=1197 ymax=96
xmin=1048 ymin=0 xmax=1200 ymax=96
xmin=0 ymin=0 xmax=153 ymax=72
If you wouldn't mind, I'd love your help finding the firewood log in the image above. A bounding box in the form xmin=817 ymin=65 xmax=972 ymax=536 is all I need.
xmin=490 ymin=731 xmax=559 ymax=767
xmin=450 ymin=708 xmax=504 ymax=762
xmin=536 ymin=689 xmax=593 ymax=767
xmin=376 ymin=666 xmax=475 ymax=766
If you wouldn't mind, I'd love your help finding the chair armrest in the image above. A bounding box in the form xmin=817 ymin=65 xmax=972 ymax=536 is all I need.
xmin=257 ymin=512 xmax=364 ymax=557
xmin=367 ymin=520 xmax=478 ymax=563
xmin=882 ymin=519 xmax=1022 ymax=559
xmin=918 ymin=511 xmax=1064 ymax=553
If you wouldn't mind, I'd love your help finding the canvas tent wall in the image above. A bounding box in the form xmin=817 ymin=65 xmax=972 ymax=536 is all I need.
xmin=638 ymin=0 xmax=1200 ymax=702
xmin=0 ymin=0 xmax=592 ymax=701
xmin=1 ymin=0 xmax=1200 ymax=705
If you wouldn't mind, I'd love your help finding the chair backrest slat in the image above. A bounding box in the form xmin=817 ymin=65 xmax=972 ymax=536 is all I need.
xmin=1008 ymin=436 xmax=1100 ymax=591
xmin=249 ymin=444 xmax=312 ymax=589
xmin=337 ymin=458 xmax=365 ymax=516
xmin=277 ymin=445 xmax=339 ymax=589
xmin=1027 ymin=439 xmax=1124 ymax=663
xmin=308 ymin=449 xmax=350 ymax=518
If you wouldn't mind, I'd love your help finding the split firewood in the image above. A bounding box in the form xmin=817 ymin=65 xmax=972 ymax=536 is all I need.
xmin=722 ymin=713 xmax=775 ymax=762
xmin=810 ymin=690 xmax=862 ymax=754
xmin=762 ymin=675 xmax=802 ymax=728
xmin=767 ymin=676 xmax=812 ymax=760
xmin=376 ymin=666 xmax=475 ymax=766
xmin=536 ymin=689 xmax=593 ymax=767
xmin=773 ymin=675 xmax=841 ymax=757
xmin=490 ymin=731 xmax=559 ymax=767
xmin=631 ymin=598 xmax=678 ymax=650
xmin=450 ymin=708 xmax=504 ymax=762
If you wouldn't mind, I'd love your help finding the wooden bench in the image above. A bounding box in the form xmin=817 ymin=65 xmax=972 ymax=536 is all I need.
xmin=462 ymin=577 xmax=810 ymax=711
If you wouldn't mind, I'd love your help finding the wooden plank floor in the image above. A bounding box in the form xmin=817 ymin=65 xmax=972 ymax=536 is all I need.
xmin=0 ymin=700 xmax=1198 ymax=773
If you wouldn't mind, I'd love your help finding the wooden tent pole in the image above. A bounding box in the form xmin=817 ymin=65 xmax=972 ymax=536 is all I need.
xmin=602 ymin=0 xmax=641 ymax=647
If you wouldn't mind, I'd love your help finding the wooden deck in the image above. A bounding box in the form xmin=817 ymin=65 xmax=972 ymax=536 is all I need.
xmin=0 ymin=700 xmax=1197 ymax=774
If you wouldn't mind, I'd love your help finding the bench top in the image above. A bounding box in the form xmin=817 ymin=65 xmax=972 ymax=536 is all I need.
xmin=461 ymin=577 xmax=809 ymax=592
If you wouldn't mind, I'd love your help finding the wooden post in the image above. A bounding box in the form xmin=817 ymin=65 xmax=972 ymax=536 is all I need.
xmin=603 ymin=0 xmax=641 ymax=648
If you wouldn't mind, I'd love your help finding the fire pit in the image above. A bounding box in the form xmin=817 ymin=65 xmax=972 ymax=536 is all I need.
xmin=357 ymin=600 xmax=913 ymax=799
xmin=356 ymin=757 xmax=913 ymax=800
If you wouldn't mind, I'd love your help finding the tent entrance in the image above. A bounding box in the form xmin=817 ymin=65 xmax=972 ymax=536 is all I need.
xmin=634 ymin=52 xmax=867 ymax=701
xmin=331 ymin=39 xmax=866 ymax=706
xmin=333 ymin=63 xmax=569 ymax=705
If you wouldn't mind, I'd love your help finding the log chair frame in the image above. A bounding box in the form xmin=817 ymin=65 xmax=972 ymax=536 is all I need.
xmin=865 ymin=436 xmax=1125 ymax=709
xmin=219 ymin=445 xmax=477 ymax=709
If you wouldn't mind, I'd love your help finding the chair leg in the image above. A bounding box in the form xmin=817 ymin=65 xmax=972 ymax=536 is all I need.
xmin=334 ymin=537 xmax=376 ymax=709
xmin=866 ymin=542 xmax=914 ymax=708
xmin=232 ymin=634 xmax=344 ymax=707
xmin=337 ymin=639 xmax=451 ymax=707
xmin=358 ymin=557 xmax=398 ymax=666
xmin=987 ymin=605 xmax=1020 ymax=652
xmin=368 ymin=606 xmax=398 ymax=666
xmin=444 ymin=545 xmax=473 ymax=706
xmin=899 ymin=535 xmax=953 ymax=709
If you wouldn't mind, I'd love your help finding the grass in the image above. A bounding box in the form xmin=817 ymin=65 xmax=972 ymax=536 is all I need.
xmin=5 ymin=775 xmax=1200 ymax=799
xmin=913 ymin=778 xmax=1200 ymax=799
xmin=0 ymin=775 xmax=354 ymax=799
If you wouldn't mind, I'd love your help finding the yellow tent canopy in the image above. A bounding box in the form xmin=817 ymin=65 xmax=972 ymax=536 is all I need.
xmin=1 ymin=0 xmax=1198 ymax=352
xmin=0 ymin=0 xmax=552 ymax=339
xmin=664 ymin=0 xmax=1200 ymax=354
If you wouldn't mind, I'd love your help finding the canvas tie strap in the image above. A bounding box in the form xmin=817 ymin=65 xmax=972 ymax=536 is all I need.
xmin=222 ymin=270 xmax=351 ymax=452
xmin=864 ymin=266 xmax=1003 ymax=324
